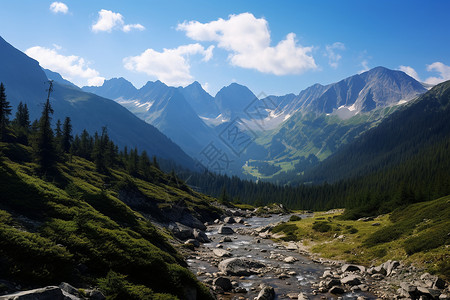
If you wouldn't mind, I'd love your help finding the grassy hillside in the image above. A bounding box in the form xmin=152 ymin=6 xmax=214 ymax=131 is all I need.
xmin=0 ymin=142 xmax=216 ymax=299
xmin=272 ymin=196 xmax=450 ymax=280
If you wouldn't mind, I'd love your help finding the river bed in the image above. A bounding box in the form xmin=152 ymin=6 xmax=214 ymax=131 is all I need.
xmin=187 ymin=214 xmax=378 ymax=299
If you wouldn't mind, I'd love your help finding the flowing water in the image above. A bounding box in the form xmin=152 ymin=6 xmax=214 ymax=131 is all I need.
xmin=187 ymin=214 xmax=377 ymax=299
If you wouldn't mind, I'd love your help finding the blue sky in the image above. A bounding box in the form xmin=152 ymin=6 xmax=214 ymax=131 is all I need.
xmin=1 ymin=0 xmax=449 ymax=96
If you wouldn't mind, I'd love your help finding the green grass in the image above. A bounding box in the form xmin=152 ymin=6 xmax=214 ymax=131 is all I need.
xmin=0 ymin=143 xmax=215 ymax=299
xmin=271 ymin=196 xmax=450 ymax=280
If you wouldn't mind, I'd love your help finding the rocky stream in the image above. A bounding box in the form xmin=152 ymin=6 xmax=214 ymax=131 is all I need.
xmin=181 ymin=209 xmax=449 ymax=300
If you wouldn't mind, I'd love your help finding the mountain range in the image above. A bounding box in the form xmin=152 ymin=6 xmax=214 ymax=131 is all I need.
xmin=83 ymin=63 xmax=428 ymax=180
xmin=0 ymin=36 xmax=195 ymax=169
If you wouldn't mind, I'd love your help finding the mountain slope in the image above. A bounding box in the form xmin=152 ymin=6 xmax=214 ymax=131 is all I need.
xmin=0 ymin=141 xmax=215 ymax=299
xmin=179 ymin=81 xmax=219 ymax=118
xmin=0 ymin=36 xmax=195 ymax=169
xmin=84 ymin=78 xmax=225 ymax=162
xmin=247 ymin=67 xmax=427 ymax=180
xmin=277 ymin=66 xmax=426 ymax=116
xmin=300 ymin=80 xmax=450 ymax=184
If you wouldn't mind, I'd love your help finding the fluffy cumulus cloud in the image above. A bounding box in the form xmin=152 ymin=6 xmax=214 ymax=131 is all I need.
xmin=49 ymin=2 xmax=68 ymax=14
xmin=425 ymin=62 xmax=450 ymax=85
xmin=25 ymin=46 xmax=104 ymax=87
xmin=398 ymin=62 xmax=450 ymax=85
xmin=399 ymin=65 xmax=421 ymax=81
xmin=326 ymin=42 xmax=345 ymax=69
xmin=92 ymin=9 xmax=145 ymax=33
xmin=177 ymin=13 xmax=317 ymax=75
xmin=123 ymin=44 xmax=214 ymax=86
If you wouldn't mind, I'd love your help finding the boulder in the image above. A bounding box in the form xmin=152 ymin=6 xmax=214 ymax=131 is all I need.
xmin=417 ymin=286 xmax=441 ymax=299
xmin=382 ymin=260 xmax=399 ymax=276
xmin=341 ymin=264 xmax=365 ymax=273
xmin=59 ymin=282 xmax=79 ymax=297
xmin=218 ymin=257 xmax=266 ymax=276
xmin=329 ymin=286 xmax=345 ymax=294
xmin=341 ymin=275 xmax=362 ymax=286
xmin=0 ymin=286 xmax=65 ymax=300
xmin=213 ymin=248 xmax=232 ymax=258
xmin=193 ymin=229 xmax=210 ymax=243
xmin=235 ymin=217 xmax=245 ymax=224
xmin=256 ymin=285 xmax=275 ymax=300
xmin=171 ymin=222 xmax=194 ymax=240
xmin=284 ymin=256 xmax=297 ymax=264
xmin=213 ymin=277 xmax=232 ymax=292
xmin=218 ymin=225 xmax=234 ymax=235
xmin=223 ymin=217 xmax=236 ymax=224
xmin=324 ymin=279 xmax=341 ymax=289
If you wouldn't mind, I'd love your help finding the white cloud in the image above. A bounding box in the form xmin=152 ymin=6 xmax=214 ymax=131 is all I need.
xmin=358 ymin=59 xmax=369 ymax=74
xmin=425 ymin=62 xmax=450 ymax=85
xmin=50 ymin=2 xmax=68 ymax=14
xmin=25 ymin=46 xmax=104 ymax=87
xmin=123 ymin=24 xmax=145 ymax=32
xmin=92 ymin=9 xmax=124 ymax=32
xmin=399 ymin=65 xmax=421 ymax=81
xmin=92 ymin=9 xmax=145 ymax=33
xmin=326 ymin=42 xmax=345 ymax=69
xmin=177 ymin=13 xmax=317 ymax=75
xmin=123 ymin=44 xmax=214 ymax=86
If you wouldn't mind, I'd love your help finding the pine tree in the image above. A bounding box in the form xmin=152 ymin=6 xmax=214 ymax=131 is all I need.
xmin=34 ymin=81 xmax=57 ymax=173
xmin=12 ymin=102 xmax=30 ymax=144
xmin=61 ymin=117 xmax=73 ymax=153
xmin=0 ymin=83 xmax=12 ymax=141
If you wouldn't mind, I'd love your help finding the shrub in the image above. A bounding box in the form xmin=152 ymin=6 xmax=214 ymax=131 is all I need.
xmin=363 ymin=225 xmax=403 ymax=247
xmin=289 ymin=215 xmax=302 ymax=222
xmin=403 ymin=223 xmax=449 ymax=255
xmin=312 ymin=221 xmax=332 ymax=232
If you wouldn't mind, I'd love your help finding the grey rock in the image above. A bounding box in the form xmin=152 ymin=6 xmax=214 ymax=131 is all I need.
xmin=324 ymin=279 xmax=342 ymax=289
xmin=284 ymin=256 xmax=297 ymax=263
xmin=256 ymin=285 xmax=275 ymax=300
xmin=417 ymin=286 xmax=441 ymax=299
xmin=382 ymin=260 xmax=400 ymax=276
xmin=213 ymin=277 xmax=232 ymax=292
xmin=218 ymin=225 xmax=234 ymax=235
xmin=341 ymin=264 xmax=365 ymax=273
xmin=341 ymin=275 xmax=362 ymax=286
xmin=235 ymin=217 xmax=245 ymax=224
xmin=213 ymin=248 xmax=232 ymax=258
xmin=329 ymin=286 xmax=345 ymax=295
xmin=218 ymin=257 xmax=266 ymax=276
xmin=171 ymin=222 xmax=194 ymax=240
xmin=0 ymin=286 xmax=65 ymax=300
xmin=223 ymin=217 xmax=236 ymax=224
xmin=58 ymin=283 xmax=78 ymax=297
xmin=193 ymin=229 xmax=210 ymax=243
